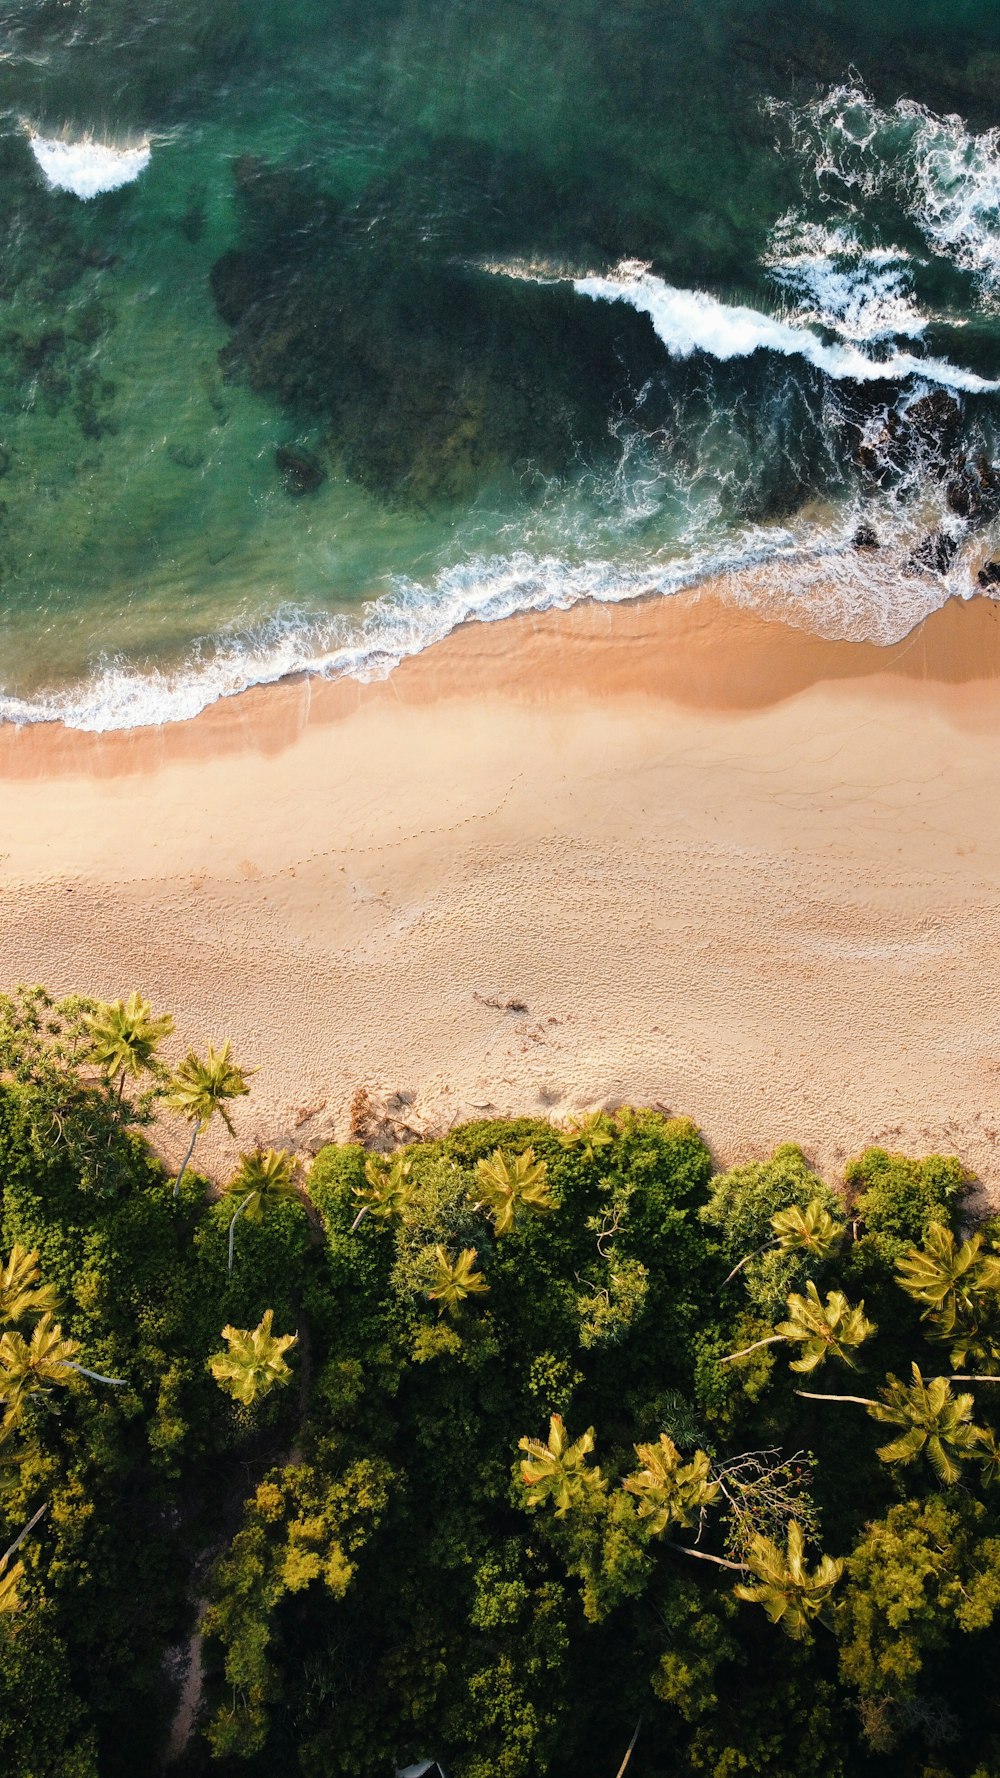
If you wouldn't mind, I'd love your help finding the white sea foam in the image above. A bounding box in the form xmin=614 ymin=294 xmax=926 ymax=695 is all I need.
xmin=770 ymin=85 xmax=1000 ymax=304
xmin=763 ymin=215 xmax=926 ymax=343
xmin=572 ymin=260 xmax=998 ymax=393
xmin=25 ymin=128 xmax=151 ymax=199
xmin=0 ymin=503 xmax=986 ymax=731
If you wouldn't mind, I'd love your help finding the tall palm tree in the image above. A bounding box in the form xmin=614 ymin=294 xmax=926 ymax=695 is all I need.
xmin=0 ymin=1315 xmax=125 ymax=1423
xmin=724 ymin=1283 xmax=874 ymax=1373
xmin=167 ymin=1040 xmax=252 ymax=1198
xmin=351 ymin=1154 xmax=415 ymax=1233
xmin=896 ymin=1222 xmax=1000 ymax=1366
xmin=208 ymin=1310 xmax=298 ymax=1406
xmin=733 ymin=1521 xmax=843 ymax=1639
xmin=476 ymin=1148 xmax=555 ymax=1237
xmin=723 ymin=1197 xmax=845 ymax=1288
xmin=0 ymin=1245 xmax=59 ymax=1326
xmin=426 ymin=1246 xmax=489 ymax=1316
xmin=623 ymin=1433 xmax=720 ymax=1535
xmin=798 ymin=1363 xmax=991 ymax=1485
xmin=84 ymin=992 xmax=174 ymax=1105
xmin=519 ymin=1414 xmax=604 ymax=1517
xmin=222 ymin=1148 xmax=301 ymax=1274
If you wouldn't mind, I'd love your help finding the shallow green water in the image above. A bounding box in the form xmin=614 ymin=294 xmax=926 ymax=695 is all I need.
xmin=1 ymin=0 xmax=1000 ymax=724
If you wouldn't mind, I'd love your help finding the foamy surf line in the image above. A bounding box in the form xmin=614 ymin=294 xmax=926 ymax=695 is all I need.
xmin=25 ymin=126 xmax=151 ymax=198
xmin=0 ymin=523 xmax=969 ymax=733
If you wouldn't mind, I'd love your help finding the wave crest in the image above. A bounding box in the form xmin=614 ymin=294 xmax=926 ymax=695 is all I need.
xmin=25 ymin=127 xmax=151 ymax=199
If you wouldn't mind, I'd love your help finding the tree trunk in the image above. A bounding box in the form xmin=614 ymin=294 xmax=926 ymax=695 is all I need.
xmin=228 ymin=1192 xmax=256 ymax=1274
xmin=0 ymin=1500 xmax=47 ymax=1568
xmin=173 ymin=1124 xmax=200 ymax=1200
xmin=670 ymin=1543 xmax=746 ymax=1573
xmin=63 ymin=1361 xmax=127 ymax=1387
xmin=722 ymin=1241 xmax=772 ymax=1288
xmin=614 ymin=1719 xmax=643 ymax=1778
xmin=721 ymin=1335 xmax=784 ymax=1364
xmin=795 ymin=1390 xmax=874 ymax=1406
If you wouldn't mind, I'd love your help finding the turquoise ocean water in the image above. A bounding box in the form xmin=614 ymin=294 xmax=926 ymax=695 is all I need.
xmin=2 ymin=0 xmax=1000 ymax=726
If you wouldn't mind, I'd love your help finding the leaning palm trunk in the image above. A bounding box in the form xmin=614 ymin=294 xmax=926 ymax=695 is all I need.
xmin=227 ymin=1191 xmax=256 ymax=1275
xmin=614 ymin=1720 xmax=643 ymax=1778
xmin=721 ymin=1335 xmax=785 ymax=1364
xmin=669 ymin=1543 xmax=746 ymax=1573
xmin=173 ymin=1124 xmax=201 ymax=1200
xmin=0 ymin=1500 xmax=47 ymax=1569
xmin=62 ymin=1359 xmax=127 ymax=1386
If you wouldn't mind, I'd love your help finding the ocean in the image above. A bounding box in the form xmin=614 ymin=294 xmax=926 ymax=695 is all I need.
xmin=1 ymin=0 xmax=1000 ymax=728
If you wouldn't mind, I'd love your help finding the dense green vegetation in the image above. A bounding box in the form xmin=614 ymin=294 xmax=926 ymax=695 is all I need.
xmin=5 ymin=990 xmax=1000 ymax=1776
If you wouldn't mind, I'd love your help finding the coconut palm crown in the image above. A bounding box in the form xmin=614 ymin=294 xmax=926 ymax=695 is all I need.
xmin=869 ymin=1364 xmax=990 ymax=1485
xmin=623 ymin=1433 xmax=720 ymax=1535
xmin=771 ymin=1199 xmax=845 ymax=1262
xmin=167 ymin=1039 xmax=252 ymax=1197
xmin=223 ymin=1148 xmax=301 ymax=1273
xmin=0 ymin=1245 xmax=59 ymax=1327
xmin=519 ymin=1414 xmax=604 ymax=1518
xmin=426 ymin=1246 xmax=489 ymax=1316
xmin=733 ymin=1520 xmax=843 ymax=1640
xmin=84 ymin=992 xmax=174 ymax=1096
xmin=208 ymin=1310 xmax=298 ymax=1407
xmin=477 ymin=1148 xmax=555 ymax=1237
xmin=776 ymin=1283 xmax=876 ymax=1375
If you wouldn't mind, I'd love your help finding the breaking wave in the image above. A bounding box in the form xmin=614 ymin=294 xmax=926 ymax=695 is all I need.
xmin=572 ymin=261 xmax=997 ymax=394
xmin=25 ymin=127 xmax=151 ymax=198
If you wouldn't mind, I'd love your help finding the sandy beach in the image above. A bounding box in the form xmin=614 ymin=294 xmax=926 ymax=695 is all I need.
xmin=2 ymin=586 xmax=1000 ymax=1188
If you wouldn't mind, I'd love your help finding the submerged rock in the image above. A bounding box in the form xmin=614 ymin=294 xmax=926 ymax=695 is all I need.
xmin=852 ymin=525 xmax=879 ymax=549
xmin=946 ymin=454 xmax=1000 ymax=525
xmin=275 ymin=444 xmax=326 ymax=495
xmin=978 ymin=560 xmax=1000 ymax=588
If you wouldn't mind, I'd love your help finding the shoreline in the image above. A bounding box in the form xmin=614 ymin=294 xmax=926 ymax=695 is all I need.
xmin=3 ymin=586 xmax=1000 ymax=1188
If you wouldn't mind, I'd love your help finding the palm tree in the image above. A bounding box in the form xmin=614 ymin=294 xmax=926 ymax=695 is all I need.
xmin=797 ymin=1363 xmax=991 ymax=1485
xmin=723 ymin=1197 xmax=845 ymax=1288
xmin=351 ymin=1154 xmax=415 ymax=1233
xmin=724 ymin=1283 xmax=874 ymax=1373
xmin=557 ymin=1113 xmax=616 ymax=1163
xmin=623 ymin=1433 xmax=720 ymax=1535
xmin=0 ymin=1315 xmax=125 ymax=1423
xmin=896 ymin=1222 xmax=1000 ymax=1366
xmin=0 ymin=1245 xmax=59 ymax=1326
xmin=476 ymin=1148 xmax=555 ymax=1237
xmin=84 ymin=992 xmax=174 ymax=1105
xmin=222 ymin=1148 xmax=301 ymax=1274
xmin=167 ymin=1040 xmax=252 ymax=1198
xmin=208 ymin=1310 xmax=298 ymax=1406
xmin=519 ymin=1414 xmax=604 ymax=1517
xmin=733 ymin=1521 xmax=843 ymax=1639
xmin=426 ymin=1246 xmax=489 ymax=1316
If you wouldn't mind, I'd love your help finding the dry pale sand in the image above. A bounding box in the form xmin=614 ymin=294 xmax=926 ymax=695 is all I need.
xmin=2 ymin=587 xmax=1000 ymax=1188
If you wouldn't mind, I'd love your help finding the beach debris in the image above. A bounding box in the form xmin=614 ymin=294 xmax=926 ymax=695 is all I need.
xmin=473 ymin=991 xmax=529 ymax=1014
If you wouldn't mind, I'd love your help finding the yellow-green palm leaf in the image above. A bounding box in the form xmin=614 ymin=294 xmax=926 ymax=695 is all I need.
xmin=557 ymin=1113 xmax=616 ymax=1163
xmin=167 ymin=1039 xmax=251 ymax=1133
xmin=223 ymin=1149 xmax=300 ymax=1222
xmin=208 ymin=1310 xmax=298 ymax=1407
xmin=0 ymin=1245 xmax=59 ymax=1327
xmin=623 ymin=1433 xmax=720 ymax=1535
xmin=477 ymin=1148 xmax=555 ymax=1236
xmin=0 ymin=1555 xmax=24 ymax=1615
xmin=896 ymin=1222 xmax=983 ymax=1315
xmin=85 ymin=992 xmax=174 ymax=1083
xmin=777 ymin=1282 xmax=875 ymax=1375
xmin=519 ymin=1414 xmax=603 ymax=1517
xmin=734 ymin=1520 xmax=842 ymax=1639
xmin=868 ymin=1364 xmax=988 ymax=1485
xmin=352 ymin=1155 xmax=416 ymax=1230
xmin=426 ymin=1246 xmax=489 ymax=1316
xmin=771 ymin=1199 xmax=844 ymax=1261
xmin=0 ymin=1315 xmax=81 ymax=1417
